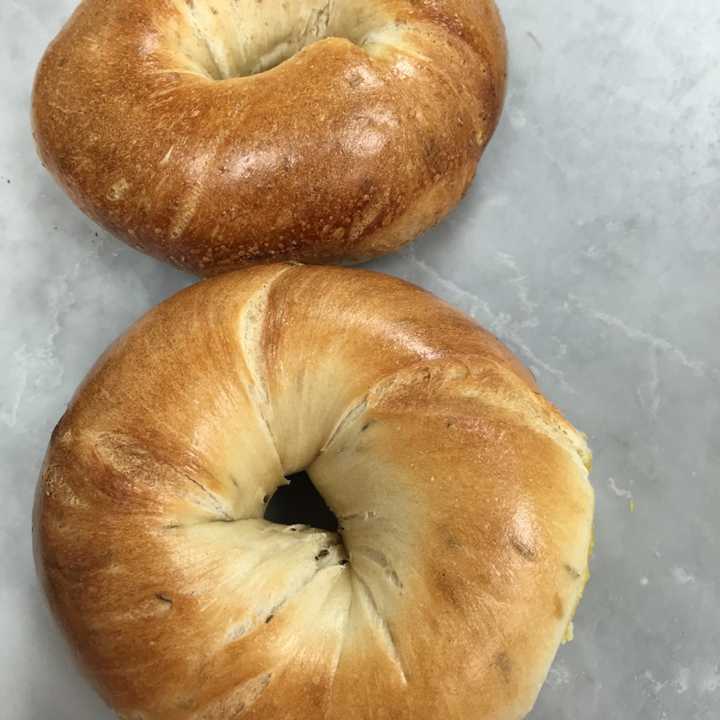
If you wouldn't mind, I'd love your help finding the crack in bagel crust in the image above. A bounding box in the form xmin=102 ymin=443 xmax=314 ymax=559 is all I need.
xmin=32 ymin=0 xmax=508 ymax=274
xmin=34 ymin=265 xmax=594 ymax=720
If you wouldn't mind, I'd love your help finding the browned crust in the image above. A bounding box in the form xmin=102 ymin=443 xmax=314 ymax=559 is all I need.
xmin=34 ymin=265 xmax=594 ymax=720
xmin=32 ymin=0 xmax=507 ymax=274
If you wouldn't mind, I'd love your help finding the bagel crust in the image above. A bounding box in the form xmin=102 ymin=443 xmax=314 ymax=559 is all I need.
xmin=35 ymin=265 xmax=593 ymax=720
xmin=32 ymin=0 xmax=507 ymax=274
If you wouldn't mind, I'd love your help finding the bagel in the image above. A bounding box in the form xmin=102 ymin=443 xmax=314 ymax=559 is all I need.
xmin=32 ymin=0 xmax=506 ymax=275
xmin=34 ymin=264 xmax=594 ymax=719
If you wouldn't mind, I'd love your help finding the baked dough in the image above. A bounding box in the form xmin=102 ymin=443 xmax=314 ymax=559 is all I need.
xmin=32 ymin=0 xmax=506 ymax=274
xmin=35 ymin=264 xmax=593 ymax=719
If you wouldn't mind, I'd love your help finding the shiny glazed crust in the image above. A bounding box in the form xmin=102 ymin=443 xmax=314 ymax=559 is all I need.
xmin=35 ymin=265 xmax=594 ymax=720
xmin=32 ymin=0 xmax=507 ymax=274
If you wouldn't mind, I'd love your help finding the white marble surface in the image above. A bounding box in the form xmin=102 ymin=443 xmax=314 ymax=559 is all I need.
xmin=1 ymin=1 xmax=719 ymax=718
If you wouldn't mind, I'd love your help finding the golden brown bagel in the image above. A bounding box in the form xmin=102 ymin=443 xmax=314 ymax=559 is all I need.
xmin=34 ymin=265 xmax=593 ymax=720
xmin=32 ymin=0 xmax=506 ymax=275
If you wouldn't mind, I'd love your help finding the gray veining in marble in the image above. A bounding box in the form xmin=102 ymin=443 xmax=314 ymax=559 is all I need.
xmin=1 ymin=1 xmax=719 ymax=718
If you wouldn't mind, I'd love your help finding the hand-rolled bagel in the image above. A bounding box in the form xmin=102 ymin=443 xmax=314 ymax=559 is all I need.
xmin=35 ymin=265 xmax=593 ymax=720
xmin=32 ymin=0 xmax=506 ymax=275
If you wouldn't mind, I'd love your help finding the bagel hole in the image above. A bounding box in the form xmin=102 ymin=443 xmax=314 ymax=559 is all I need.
xmin=172 ymin=0 xmax=387 ymax=80
xmin=264 ymin=471 xmax=338 ymax=533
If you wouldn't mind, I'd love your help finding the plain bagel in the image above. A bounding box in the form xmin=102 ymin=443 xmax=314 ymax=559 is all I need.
xmin=34 ymin=264 xmax=594 ymax=720
xmin=32 ymin=0 xmax=507 ymax=275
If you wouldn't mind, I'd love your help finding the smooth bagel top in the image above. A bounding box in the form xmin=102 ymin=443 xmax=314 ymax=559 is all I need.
xmin=32 ymin=0 xmax=506 ymax=274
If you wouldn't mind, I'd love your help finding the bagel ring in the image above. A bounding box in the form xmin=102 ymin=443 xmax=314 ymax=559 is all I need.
xmin=35 ymin=265 xmax=594 ymax=720
xmin=32 ymin=0 xmax=506 ymax=274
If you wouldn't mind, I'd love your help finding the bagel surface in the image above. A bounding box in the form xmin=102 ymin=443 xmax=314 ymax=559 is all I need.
xmin=35 ymin=265 xmax=593 ymax=720
xmin=32 ymin=0 xmax=507 ymax=274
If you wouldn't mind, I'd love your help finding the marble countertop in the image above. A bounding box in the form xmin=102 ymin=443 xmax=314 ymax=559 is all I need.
xmin=2 ymin=1 xmax=718 ymax=718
